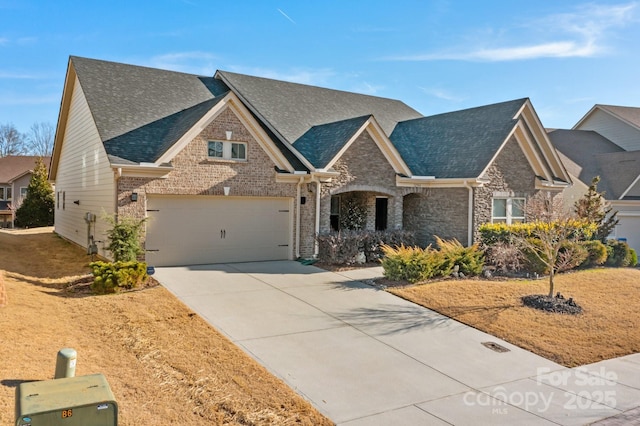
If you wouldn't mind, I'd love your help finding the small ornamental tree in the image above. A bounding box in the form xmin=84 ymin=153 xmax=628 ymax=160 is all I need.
xmin=104 ymin=215 xmax=146 ymax=262
xmin=514 ymin=192 xmax=595 ymax=297
xmin=574 ymin=176 xmax=619 ymax=242
xmin=14 ymin=157 xmax=54 ymax=228
xmin=339 ymin=193 xmax=367 ymax=231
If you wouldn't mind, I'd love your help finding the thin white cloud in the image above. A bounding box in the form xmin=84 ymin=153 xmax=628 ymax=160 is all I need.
xmin=0 ymin=94 xmax=59 ymax=106
xmin=387 ymin=2 xmax=637 ymax=62
xmin=418 ymin=86 xmax=465 ymax=102
xmin=146 ymin=52 xmax=218 ymax=75
xmin=351 ymin=81 xmax=384 ymax=95
xmin=277 ymin=8 xmax=296 ymax=25
xmin=0 ymin=72 xmax=39 ymax=79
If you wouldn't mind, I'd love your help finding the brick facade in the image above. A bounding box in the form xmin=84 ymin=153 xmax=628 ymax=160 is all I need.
xmin=473 ymin=136 xmax=537 ymax=239
xmin=403 ymin=188 xmax=469 ymax=246
xmin=116 ymin=107 xmax=299 ymax=256
xmin=318 ymin=130 xmax=402 ymax=234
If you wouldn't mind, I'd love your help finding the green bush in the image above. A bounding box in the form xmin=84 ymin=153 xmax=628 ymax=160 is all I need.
xmin=558 ymin=241 xmax=588 ymax=272
xmin=361 ymin=230 xmax=416 ymax=262
xmin=435 ymin=237 xmax=484 ymax=276
xmin=380 ymin=244 xmax=444 ymax=283
xmin=522 ymin=238 xmax=549 ymax=275
xmin=104 ymin=215 xmax=146 ymax=262
xmin=630 ymin=249 xmax=638 ymax=267
xmin=90 ymin=261 xmax=148 ymax=294
xmin=605 ymin=240 xmax=632 ymax=267
xmin=579 ymin=240 xmax=608 ymax=268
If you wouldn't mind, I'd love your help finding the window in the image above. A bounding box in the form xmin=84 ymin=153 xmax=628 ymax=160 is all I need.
xmin=231 ymin=143 xmax=246 ymax=160
xmin=492 ymin=197 xmax=525 ymax=224
xmin=330 ymin=196 xmax=340 ymax=231
xmin=208 ymin=141 xmax=247 ymax=161
xmin=208 ymin=141 xmax=223 ymax=158
xmin=0 ymin=187 xmax=4 ymax=200
xmin=6 ymin=187 xmax=11 ymax=201
xmin=20 ymin=187 xmax=28 ymax=199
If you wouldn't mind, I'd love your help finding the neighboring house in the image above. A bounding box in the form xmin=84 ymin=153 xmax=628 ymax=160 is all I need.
xmin=548 ymin=104 xmax=640 ymax=253
xmin=0 ymin=156 xmax=51 ymax=228
xmin=50 ymin=56 xmax=570 ymax=266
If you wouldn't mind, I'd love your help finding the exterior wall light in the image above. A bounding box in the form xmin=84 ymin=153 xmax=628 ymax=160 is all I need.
xmin=130 ymin=193 xmax=138 ymax=202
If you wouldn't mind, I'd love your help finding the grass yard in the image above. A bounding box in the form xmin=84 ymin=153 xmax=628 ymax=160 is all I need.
xmin=389 ymin=268 xmax=640 ymax=367
xmin=0 ymin=229 xmax=332 ymax=426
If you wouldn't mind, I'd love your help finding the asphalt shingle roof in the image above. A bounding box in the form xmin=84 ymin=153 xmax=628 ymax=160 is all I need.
xmin=548 ymin=129 xmax=639 ymax=199
xmin=294 ymin=115 xmax=371 ymax=168
xmin=0 ymin=156 xmax=50 ymax=183
xmin=216 ymin=71 xmax=422 ymax=143
xmin=71 ymin=56 xmax=229 ymax=163
xmin=390 ymin=98 xmax=527 ymax=178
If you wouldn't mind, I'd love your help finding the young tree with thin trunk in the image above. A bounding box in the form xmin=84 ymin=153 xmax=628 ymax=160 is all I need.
xmin=574 ymin=176 xmax=619 ymax=242
xmin=14 ymin=158 xmax=55 ymax=228
xmin=515 ymin=191 xmax=595 ymax=297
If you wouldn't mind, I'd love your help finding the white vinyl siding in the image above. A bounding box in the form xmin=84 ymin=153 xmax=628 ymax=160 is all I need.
xmin=577 ymin=109 xmax=640 ymax=151
xmin=53 ymin=75 xmax=115 ymax=258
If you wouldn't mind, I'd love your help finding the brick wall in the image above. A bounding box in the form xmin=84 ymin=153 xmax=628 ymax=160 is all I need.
xmin=116 ymin=106 xmax=299 ymax=255
xmin=473 ymin=136 xmax=538 ymax=236
xmin=319 ymin=130 xmax=401 ymax=233
xmin=403 ymin=188 xmax=469 ymax=246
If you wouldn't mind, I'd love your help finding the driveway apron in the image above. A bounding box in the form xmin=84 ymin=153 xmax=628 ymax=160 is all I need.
xmin=154 ymin=261 xmax=639 ymax=425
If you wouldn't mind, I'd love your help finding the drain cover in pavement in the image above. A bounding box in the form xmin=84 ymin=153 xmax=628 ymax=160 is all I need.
xmin=482 ymin=341 xmax=510 ymax=353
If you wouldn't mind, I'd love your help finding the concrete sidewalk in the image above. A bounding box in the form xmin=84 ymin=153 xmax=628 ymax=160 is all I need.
xmin=154 ymin=261 xmax=640 ymax=425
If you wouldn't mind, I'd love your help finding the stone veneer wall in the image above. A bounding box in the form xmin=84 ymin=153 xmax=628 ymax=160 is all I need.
xmin=403 ymin=188 xmax=469 ymax=247
xmin=473 ymin=136 xmax=538 ymax=240
xmin=116 ymin=107 xmax=300 ymax=255
xmin=318 ymin=130 xmax=401 ymax=233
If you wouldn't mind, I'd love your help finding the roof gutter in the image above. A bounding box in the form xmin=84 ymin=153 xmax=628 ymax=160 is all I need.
xmin=396 ymin=175 xmax=489 ymax=188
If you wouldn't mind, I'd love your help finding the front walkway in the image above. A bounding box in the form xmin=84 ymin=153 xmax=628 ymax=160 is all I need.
xmin=154 ymin=261 xmax=640 ymax=425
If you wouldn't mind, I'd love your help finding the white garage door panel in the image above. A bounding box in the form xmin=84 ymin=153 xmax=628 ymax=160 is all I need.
xmin=615 ymin=216 xmax=640 ymax=254
xmin=146 ymin=196 xmax=292 ymax=266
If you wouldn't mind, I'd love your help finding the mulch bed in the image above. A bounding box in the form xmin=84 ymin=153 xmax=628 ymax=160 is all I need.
xmin=521 ymin=293 xmax=583 ymax=314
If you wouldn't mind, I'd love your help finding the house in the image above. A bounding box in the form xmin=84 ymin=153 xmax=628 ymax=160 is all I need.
xmin=50 ymin=56 xmax=570 ymax=266
xmin=0 ymin=156 xmax=51 ymax=228
xmin=548 ymin=104 xmax=640 ymax=253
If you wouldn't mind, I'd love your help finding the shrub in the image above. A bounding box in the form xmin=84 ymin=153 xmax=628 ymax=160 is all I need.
xmin=90 ymin=261 xmax=148 ymax=294
xmin=557 ymin=241 xmax=588 ymax=272
xmin=522 ymin=238 xmax=548 ymax=275
xmin=484 ymin=241 xmax=524 ymax=273
xmin=361 ymin=230 xmax=417 ymax=262
xmin=316 ymin=229 xmax=416 ymax=265
xmin=380 ymin=244 xmax=444 ymax=283
xmin=605 ymin=240 xmax=632 ymax=267
xmin=435 ymin=237 xmax=484 ymax=276
xmin=629 ymin=249 xmax=638 ymax=267
xmin=579 ymin=240 xmax=608 ymax=268
xmin=104 ymin=215 xmax=146 ymax=262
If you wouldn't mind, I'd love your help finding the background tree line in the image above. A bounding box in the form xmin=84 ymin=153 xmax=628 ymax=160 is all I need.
xmin=0 ymin=122 xmax=54 ymax=157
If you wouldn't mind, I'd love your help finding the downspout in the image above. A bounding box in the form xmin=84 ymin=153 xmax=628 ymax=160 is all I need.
xmin=310 ymin=176 xmax=322 ymax=257
xmin=295 ymin=176 xmax=304 ymax=259
xmin=464 ymin=180 xmax=473 ymax=246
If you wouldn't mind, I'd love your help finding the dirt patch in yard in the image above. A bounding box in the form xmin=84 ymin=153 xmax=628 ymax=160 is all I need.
xmin=389 ymin=269 xmax=640 ymax=367
xmin=0 ymin=229 xmax=332 ymax=425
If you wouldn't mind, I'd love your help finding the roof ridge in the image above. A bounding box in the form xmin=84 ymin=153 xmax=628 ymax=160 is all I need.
xmin=71 ymin=55 xmax=211 ymax=78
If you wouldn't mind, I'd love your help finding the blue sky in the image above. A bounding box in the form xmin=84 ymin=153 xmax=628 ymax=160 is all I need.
xmin=1 ymin=0 xmax=639 ymax=134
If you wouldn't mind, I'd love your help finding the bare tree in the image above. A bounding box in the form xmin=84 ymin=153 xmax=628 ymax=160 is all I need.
xmin=516 ymin=191 xmax=594 ymax=297
xmin=26 ymin=122 xmax=55 ymax=157
xmin=0 ymin=123 xmax=26 ymax=157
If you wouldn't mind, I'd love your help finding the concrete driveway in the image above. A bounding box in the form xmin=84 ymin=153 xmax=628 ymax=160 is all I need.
xmin=154 ymin=261 xmax=640 ymax=425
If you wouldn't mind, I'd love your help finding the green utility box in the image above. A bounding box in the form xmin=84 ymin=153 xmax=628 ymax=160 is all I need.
xmin=15 ymin=373 xmax=117 ymax=425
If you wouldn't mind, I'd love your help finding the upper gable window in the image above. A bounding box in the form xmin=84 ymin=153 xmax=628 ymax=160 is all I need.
xmin=208 ymin=141 xmax=247 ymax=161
xmin=492 ymin=197 xmax=525 ymax=224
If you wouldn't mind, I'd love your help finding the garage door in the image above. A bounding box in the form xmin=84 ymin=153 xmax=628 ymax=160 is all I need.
xmin=614 ymin=213 xmax=640 ymax=254
xmin=145 ymin=195 xmax=292 ymax=266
